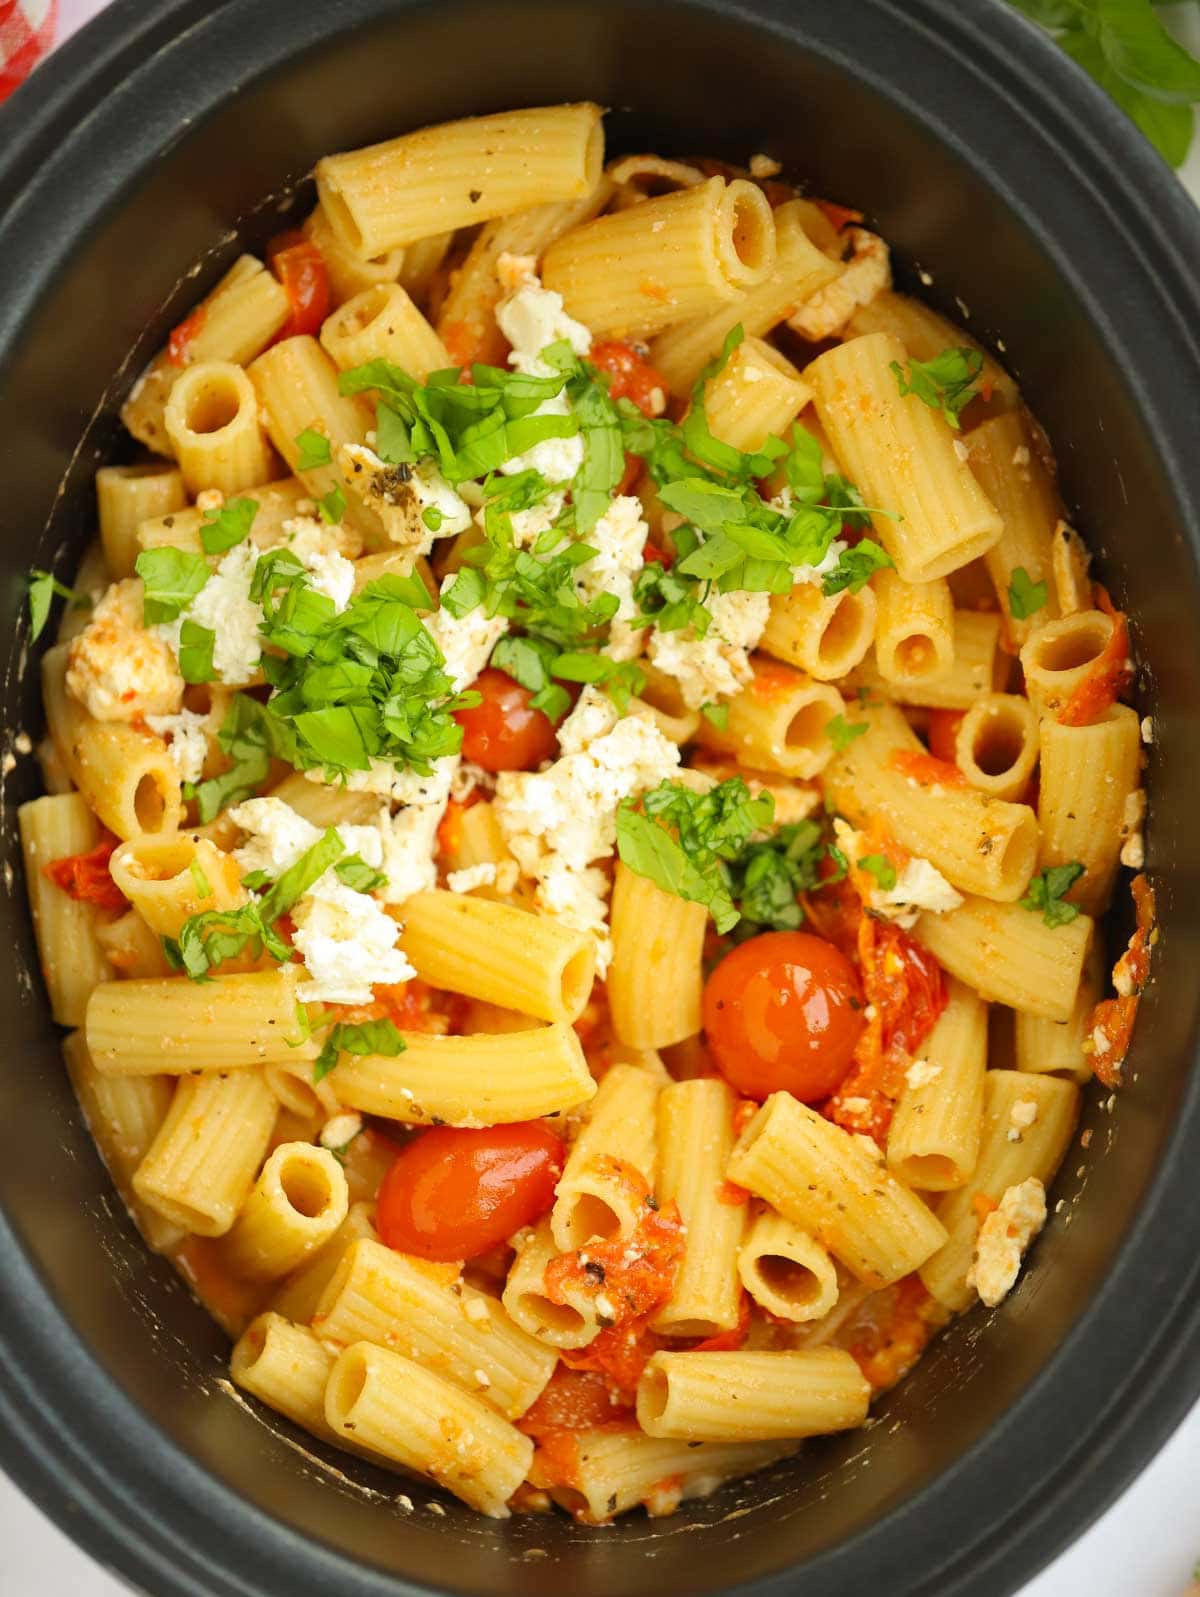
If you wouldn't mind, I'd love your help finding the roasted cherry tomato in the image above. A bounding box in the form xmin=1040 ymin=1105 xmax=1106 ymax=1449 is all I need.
xmin=587 ymin=339 xmax=668 ymax=417
xmin=455 ymin=666 xmax=560 ymax=771
xmin=702 ymin=930 xmax=865 ymax=1102
xmin=926 ymin=709 xmax=965 ymax=766
xmin=268 ymin=232 xmax=330 ymax=339
xmin=377 ymin=1122 xmax=564 ymax=1261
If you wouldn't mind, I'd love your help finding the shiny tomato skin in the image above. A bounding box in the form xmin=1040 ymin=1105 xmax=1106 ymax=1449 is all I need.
xmin=703 ymin=930 xmax=865 ymax=1103
xmin=455 ymin=666 xmax=559 ymax=772
xmin=587 ymin=340 xmax=668 ymax=417
xmin=377 ymin=1122 xmax=564 ymax=1261
xmin=926 ymin=709 xmax=965 ymax=765
xmin=269 ymin=238 xmax=330 ymax=338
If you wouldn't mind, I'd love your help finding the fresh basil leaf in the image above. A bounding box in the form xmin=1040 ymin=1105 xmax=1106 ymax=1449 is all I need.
xmin=318 ymin=486 xmax=346 ymax=525
xmin=441 ymin=566 xmax=487 ymax=617
xmin=177 ymin=619 xmax=217 ymax=683
xmin=27 ymin=570 xmax=92 ymax=642
xmin=822 ymin=538 xmax=894 ymax=596
xmin=135 ymin=547 xmax=210 ymax=624
xmin=335 ymin=855 xmax=389 ymax=892
xmin=700 ymin=701 xmax=729 ymax=730
xmin=294 ymin=428 xmax=333 ymax=471
xmin=189 ymin=859 xmax=213 ymax=898
xmin=201 ymin=497 xmax=257 ymax=555
xmin=859 ymin=853 xmax=898 ymax=891
xmin=314 ymin=1018 xmax=406 ymax=1083
xmin=1061 ymin=26 xmax=1195 ymax=165
xmin=257 ymin=827 xmax=345 ymax=923
xmin=827 ymin=714 xmax=869 ymax=752
xmin=1021 ymin=862 xmax=1086 ymax=927
xmin=1093 ymin=0 xmax=1200 ymax=104
xmin=890 ymin=348 xmax=984 ymax=429
xmin=1008 ymin=566 xmax=1049 ymax=620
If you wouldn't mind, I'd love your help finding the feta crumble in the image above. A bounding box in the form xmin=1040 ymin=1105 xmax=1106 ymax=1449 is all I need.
xmin=966 ymin=1177 xmax=1047 ymax=1307
xmin=446 ymin=861 xmax=518 ymax=894
xmin=495 ymin=268 xmax=591 ymax=485
xmin=648 ymin=588 xmax=771 ymax=710
xmin=284 ymin=517 xmax=356 ymax=611
xmin=156 ymin=540 xmax=264 ymax=684
xmin=145 ymin=708 xmax=210 ymax=785
xmin=340 ymin=443 xmax=472 ymax=554
xmin=425 ymin=578 xmax=507 ymax=693
xmin=573 ymin=494 xmax=648 ymax=661
xmin=833 ymin=819 xmax=963 ymax=927
xmin=493 ymin=687 xmax=680 ymax=972
xmin=66 ymin=579 xmax=184 ymax=722
xmin=320 ymin=1112 xmax=363 ymax=1151
xmin=228 ymin=795 xmax=413 ymax=1004
xmin=905 ymin=1059 xmax=943 ymax=1092
xmin=1007 ymin=1097 xmax=1039 ymax=1143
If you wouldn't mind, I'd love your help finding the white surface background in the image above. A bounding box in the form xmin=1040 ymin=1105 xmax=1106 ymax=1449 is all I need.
xmin=2 ymin=2 xmax=1198 ymax=1594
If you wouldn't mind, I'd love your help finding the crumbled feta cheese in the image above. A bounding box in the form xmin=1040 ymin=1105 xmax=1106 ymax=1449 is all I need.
xmin=284 ymin=517 xmax=355 ymax=611
xmin=496 ymin=270 xmax=592 ymax=371
xmin=451 ymin=761 xmax=495 ymax=802
xmin=1140 ymin=715 xmax=1154 ymax=746
xmin=494 ymin=488 xmax=567 ymax=550
xmin=340 ymin=443 xmax=472 ymax=554
xmin=291 ymin=879 xmax=414 ymax=1004
xmin=788 ymin=228 xmax=891 ymax=341
xmin=905 ymin=1059 xmax=943 ymax=1092
xmin=379 ymin=760 xmax=455 ymax=906
xmin=838 ymin=1096 xmax=871 ymax=1116
xmin=953 ymin=439 xmax=970 ymax=462
xmin=66 ymin=580 xmax=184 ymax=722
xmin=156 ymin=540 xmax=263 ymax=684
xmin=145 ymin=708 xmax=210 ymax=784
xmin=494 ymin=687 xmax=680 ymax=972
xmin=446 ymin=862 xmax=498 ymax=893
xmin=748 ymin=153 xmax=781 ymax=178
xmin=648 ymin=588 xmax=771 ymax=710
xmin=573 ymin=495 xmax=647 ymax=661
xmin=967 ymin=1178 xmax=1047 ymax=1307
xmin=832 ymin=819 xmax=963 ymax=927
xmin=425 ymin=578 xmax=507 ymax=692
xmin=320 ymin=1112 xmax=363 ymax=1150
xmin=1011 ymin=446 xmax=1030 ymax=468
xmin=1119 ymin=787 xmax=1146 ymax=869
xmin=495 ymin=270 xmax=591 ymax=485
xmin=229 ymin=795 xmax=411 ymax=1005
xmin=1007 ymin=1097 xmax=1039 ymax=1142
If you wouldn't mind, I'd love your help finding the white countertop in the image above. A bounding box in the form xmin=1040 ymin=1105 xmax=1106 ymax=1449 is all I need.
xmin=2 ymin=3 xmax=1198 ymax=1594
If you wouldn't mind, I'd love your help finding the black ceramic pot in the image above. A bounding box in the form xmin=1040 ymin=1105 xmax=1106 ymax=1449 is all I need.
xmin=1 ymin=2 xmax=1198 ymax=1594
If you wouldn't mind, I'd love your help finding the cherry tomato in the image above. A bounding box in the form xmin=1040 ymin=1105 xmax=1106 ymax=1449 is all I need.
xmin=167 ymin=305 xmax=207 ymax=367
xmin=455 ymin=666 xmax=560 ymax=771
xmin=587 ymin=339 xmax=668 ymax=417
xmin=702 ymin=930 xmax=865 ymax=1102
xmin=926 ymin=709 xmax=965 ymax=766
xmin=377 ymin=1122 xmax=563 ymax=1261
xmin=268 ymin=233 xmax=329 ymax=338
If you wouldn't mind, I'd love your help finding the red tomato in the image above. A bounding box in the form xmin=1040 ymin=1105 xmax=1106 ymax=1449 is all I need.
xmin=455 ymin=666 xmax=560 ymax=771
xmin=167 ymin=304 xmax=206 ymax=367
xmin=702 ymin=930 xmax=866 ymax=1102
xmin=44 ymin=831 xmax=126 ymax=912
xmin=377 ymin=1122 xmax=563 ymax=1261
xmin=269 ymin=236 xmax=329 ymax=338
xmin=587 ymin=339 xmax=668 ymax=417
xmin=926 ymin=709 xmax=965 ymax=765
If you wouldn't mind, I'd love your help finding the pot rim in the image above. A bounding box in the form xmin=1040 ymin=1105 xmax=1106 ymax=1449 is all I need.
xmin=0 ymin=3 xmax=1198 ymax=1596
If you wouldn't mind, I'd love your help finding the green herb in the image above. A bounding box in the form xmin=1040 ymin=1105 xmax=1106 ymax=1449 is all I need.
xmin=201 ymin=497 xmax=257 ymax=555
xmin=615 ymin=777 xmax=775 ymax=933
xmin=571 ymin=374 xmax=623 ymax=535
xmin=314 ymin=1019 xmax=406 ymax=1083
xmin=700 ymin=701 xmax=729 ymax=730
xmin=826 ymin=843 xmax=849 ymax=883
xmin=1006 ymin=0 xmax=1199 ymax=166
xmin=422 ymin=505 xmax=444 ymax=532
xmin=257 ymin=829 xmax=345 ymax=924
xmin=163 ymin=902 xmax=290 ymax=981
xmin=859 ymin=854 xmax=898 ymax=891
xmin=177 ymin=619 xmax=216 ymax=683
xmin=27 ymin=570 xmax=92 ymax=642
xmin=1021 ymin=862 xmax=1086 ymax=927
xmin=134 ymin=547 xmax=210 ymax=624
xmin=630 ymin=552 xmax=712 ymax=636
xmin=826 ymin=714 xmax=869 ymax=752
xmin=191 ymin=694 xmax=294 ymax=824
xmin=491 ymin=633 xmax=642 ymax=718
xmin=890 ymin=348 xmax=984 ymax=429
xmin=727 ymin=818 xmax=826 ymax=935
xmin=189 ymin=859 xmax=213 ymax=898
xmin=822 ymin=538 xmax=893 ymax=596
xmin=318 ymin=486 xmax=346 ymax=526
xmin=335 ymin=855 xmax=389 ymax=892
xmin=1008 ymin=565 xmax=1049 ymax=620
xmin=295 ymin=428 xmax=333 ymax=471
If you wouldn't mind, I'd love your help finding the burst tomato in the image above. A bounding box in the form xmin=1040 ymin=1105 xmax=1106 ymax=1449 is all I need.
xmin=454 ymin=666 xmax=560 ymax=771
xmin=702 ymin=930 xmax=866 ymax=1102
xmin=268 ymin=232 xmax=329 ymax=338
xmin=926 ymin=709 xmax=965 ymax=765
xmin=377 ymin=1122 xmax=564 ymax=1261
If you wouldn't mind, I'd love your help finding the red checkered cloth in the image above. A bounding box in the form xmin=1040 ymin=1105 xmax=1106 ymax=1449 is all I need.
xmin=0 ymin=0 xmax=58 ymax=104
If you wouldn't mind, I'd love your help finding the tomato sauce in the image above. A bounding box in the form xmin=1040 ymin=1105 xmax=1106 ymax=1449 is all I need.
xmin=267 ymin=232 xmax=330 ymax=340
xmin=845 ymin=1275 xmax=942 ymax=1393
xmin=1089 ymin=873 xmax=1155 ymax=1088
xmin=587 ymin=340 xmax=668 ymax=417
xmin=889 ymin=749 xmax=968 ymax=790
xmin=44 ymin=830 xmax=127 ymax=912
xmin=814 ymin=200 xmax=864 ymax=233
xmin=167 ymin=304 xmax=206 ymax=366
xmin=825 ymin=914 xmax=946 ymax=1144
xmin=1057 ymin=604 xmax=1130 ymax=727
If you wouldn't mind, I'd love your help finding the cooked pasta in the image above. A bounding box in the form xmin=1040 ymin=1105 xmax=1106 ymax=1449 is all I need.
xmin=19 ymin=104 xmax=1150 ymax=1527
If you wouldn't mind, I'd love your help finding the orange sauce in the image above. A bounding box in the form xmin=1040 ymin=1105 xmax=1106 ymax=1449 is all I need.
xmin=889 ymin=749 xmax=968 ymax=790
xmin=1058 ymin=600 xmax=1130 ymax=727
xmin=1089 ymin=874 xmax=1155 ymax=1088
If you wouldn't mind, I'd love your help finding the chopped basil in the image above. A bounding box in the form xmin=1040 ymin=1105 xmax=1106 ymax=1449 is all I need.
xmin=1021 ymin=862 xmax=1085 ymax=927
xmin=135 ymin=547 xmax=210 ymax=624
xmin=1008 ymin=565 xmax=1048 ymax=620
xmin=201 ymin=497 xmax=257 ymax=555
xmin=27 ymin=570 xmax=92 ymax=642
xmin=889 ymin=348 xmax=984 ymax=430
xmin=314 ymin=1018 xmax=406 ymax=1083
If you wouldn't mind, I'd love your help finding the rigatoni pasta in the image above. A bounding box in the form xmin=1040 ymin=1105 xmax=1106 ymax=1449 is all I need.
xmin=20 ymin=102 xmax=1151 ymax=1528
